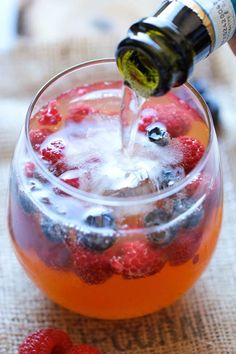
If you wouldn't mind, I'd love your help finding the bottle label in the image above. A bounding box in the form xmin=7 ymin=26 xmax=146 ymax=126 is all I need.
xmin=179 ymin=0 xmax=236 ymax=49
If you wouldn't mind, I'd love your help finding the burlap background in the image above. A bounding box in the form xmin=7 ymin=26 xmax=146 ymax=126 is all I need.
xmin=0 ymin=37 xmax=236 ymax=353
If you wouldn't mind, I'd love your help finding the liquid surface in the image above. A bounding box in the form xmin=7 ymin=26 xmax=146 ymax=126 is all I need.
xmin=28 ymin=81 xmax=208 ymax=199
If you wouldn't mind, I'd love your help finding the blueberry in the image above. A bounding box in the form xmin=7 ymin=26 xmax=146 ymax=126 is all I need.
xmin=40 ymin=215 xmax=70 ymax=243
xmin=173 ymin=197 xmax=204 ymax=229
xmin=18 ymin=191 xmax=36 ymax=214
xmin=79 ymin=208 xmax=116 ymax=251
xmin=144 ymin=208 xmax=177 ymax=246
xmin=146 ymin=123 xmax=170 ymax=146
xmin=158 ymin=166 xmax=185 ymax=190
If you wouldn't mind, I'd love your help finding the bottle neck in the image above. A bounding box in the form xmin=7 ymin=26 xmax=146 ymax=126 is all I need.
xmin=116 ymin=0 xmax=236 ymax=97
xmin=151 ymin=0 xmax=212 ymax=62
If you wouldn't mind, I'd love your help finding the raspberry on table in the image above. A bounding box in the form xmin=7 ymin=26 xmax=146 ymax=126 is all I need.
xmin=30 ymin=128 xmax=52 ymax=151
xmin=41 ymin=139 xmax=65 ymax=164
xmin=39 ymin=100 xmax=62 ymax=125
xmin=72 ymin=244 xmax=114 ymax=285
xmin=19 ymin=328 xmax=73 ymax=354
xmin=66 ymin=344 xmax=102 ymax=354
xmin=111 ymin=239 xmax=166 ymax=279
xmin=175 ymin=136 xmax=205 ymax=173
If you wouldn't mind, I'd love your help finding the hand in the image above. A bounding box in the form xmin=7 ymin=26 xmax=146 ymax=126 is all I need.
xmin=229 ymin=36 xmax=236 ymax=55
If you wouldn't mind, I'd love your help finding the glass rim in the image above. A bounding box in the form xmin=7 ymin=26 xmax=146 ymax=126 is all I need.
xmin=25 ymin=58 xmax=213 ymax=207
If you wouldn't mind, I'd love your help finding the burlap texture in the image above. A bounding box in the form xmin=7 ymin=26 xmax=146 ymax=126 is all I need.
xmin=0 ymin=38 xmax=236 ymax=353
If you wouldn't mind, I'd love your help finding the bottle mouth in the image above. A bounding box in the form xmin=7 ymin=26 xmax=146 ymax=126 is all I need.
xmin=116 ymin=36 xmax=173 ymax=97
xmin=116 ymin=46 xmax=161 ymax=98
xmin=25 ymin=58 xmax=213 ymax=207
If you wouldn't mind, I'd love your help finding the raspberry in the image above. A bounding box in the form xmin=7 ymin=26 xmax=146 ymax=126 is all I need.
xmin=72 ymin=245 xmax=113 ymax=285
xmin=19 ymin=328 xmax=72 ymax=354
xmin=166 ymin=230 xmax=203 ymax=266
xmin=139 ymin=100 xmax=192 ymax=137
xmin=24 ymin=161 xmax=35 ymax=178
xmin=41 ymin=139 xmax=65 ymax=164
xmin=66 ymin=344 xmax=101 ymax=354
xmin=39 ymin=100 xmax=62 ymax=125
xmin=67 ymin=104 xmax=94 ymax=122
xmin=184 ymin=173 xmax=208 ymax=198
xmin=111 ymin=239 xmax=166 ymax=279
xmin=176 ymin=136 xmax=205 ymax=173
xmin=61 ymin=177 xmax=80 ymax=189
xmin=50 ymin=162 xmax=69 ymax=177
xmin=30 ymin=128 xmax=51 ymax=151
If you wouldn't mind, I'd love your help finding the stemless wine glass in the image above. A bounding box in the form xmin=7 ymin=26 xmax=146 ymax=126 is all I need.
xmin=8 ymin=59 xmax=223 ymax=319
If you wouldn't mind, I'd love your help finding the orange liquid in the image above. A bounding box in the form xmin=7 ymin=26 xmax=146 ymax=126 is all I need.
xmin=9 ymin=202 xmax=222 ymax=319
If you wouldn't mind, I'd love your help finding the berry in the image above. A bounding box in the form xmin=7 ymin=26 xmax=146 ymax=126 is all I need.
xmin=111 ymin=239 xmax=166 ymax=279
xmin=144 ymin=208 xmax=177 ymax=246
xmin=40 ymin=215 xmax=70 ymax=243
xmin=37 ymin=237 xmax=72 ymax=271
xmin=175 ymin=136 xmax=205 ymax=173
xmin=61 ymin=177 xmax=80 ymax=189
xmin=19 ymin=328 xmax=72 ymax=354
xmin=66 ymin=344 xmax=101 ymax=354
xmin=30 ymin=128 xmax=51 ymax=151
xmin=166 ymin=230 xmax=203 ymax=266
xmin=184 ymin=172 xmax=207 ymax=197
xmin=79 ymin=208 xmax=116 ymax=251
xmin=67 ymin=103 xmax=94 ymax=122
xmin=139 ymin=100 xmax=192 ymax=137
xmin=24 ymin=161 xmax=35 ymax=178
xmin=50 ymin=162 xmax=69 ymax=177
xmin=146 ymin=123 xmax=170 ymax=146
xmin=158 ymin=166 xmax=185 ymax=190
xmin=41 ymin=139 xmax=65 ymax=164
xmin=18 ymin=191 xmax=36 ymax=214
xmin=39 ymin=100 xmax=62 ymax=125
xmin=72 ymin=245 xmax=113 ymax=284
xmin=173 ymin=197 xmax=204 ymax=229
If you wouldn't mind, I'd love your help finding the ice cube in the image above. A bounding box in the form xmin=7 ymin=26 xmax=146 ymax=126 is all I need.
xmin=102 ymin=169 xmax=158 ymax=197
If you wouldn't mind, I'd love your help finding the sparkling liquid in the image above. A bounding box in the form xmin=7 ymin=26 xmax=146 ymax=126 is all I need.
xmin=8 ymin=81 xmax=222 ymax=318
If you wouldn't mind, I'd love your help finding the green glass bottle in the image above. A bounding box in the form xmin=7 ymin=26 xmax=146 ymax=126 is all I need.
xmin=116 ymin=0 xmax=236 ymax=97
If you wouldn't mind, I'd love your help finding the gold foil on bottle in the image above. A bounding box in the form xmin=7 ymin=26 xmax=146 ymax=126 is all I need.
xmin=177 ymin=0 xmax=215 ymax=49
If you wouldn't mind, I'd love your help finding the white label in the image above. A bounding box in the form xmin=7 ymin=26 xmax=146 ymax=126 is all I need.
xmin=195 ymin=0 xmax=236 ymax=49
